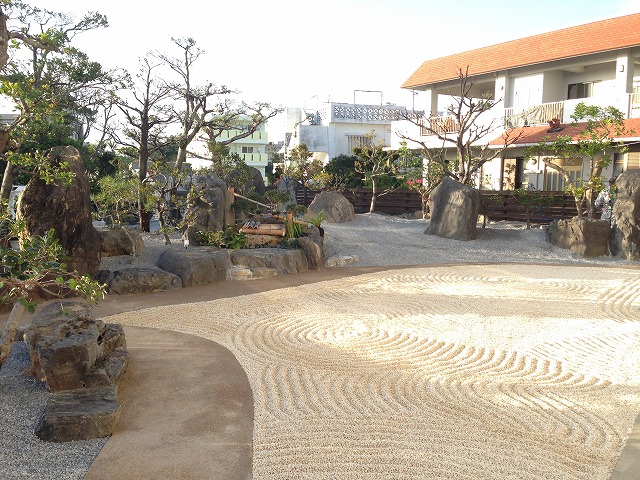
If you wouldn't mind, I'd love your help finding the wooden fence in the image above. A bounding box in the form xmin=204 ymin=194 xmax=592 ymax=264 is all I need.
xmin=295 ymin=188 xmax=578 ymax=224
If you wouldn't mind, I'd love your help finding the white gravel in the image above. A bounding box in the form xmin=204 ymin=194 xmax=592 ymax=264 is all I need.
xmin=322 ymin=213 xmax=632 ymax=267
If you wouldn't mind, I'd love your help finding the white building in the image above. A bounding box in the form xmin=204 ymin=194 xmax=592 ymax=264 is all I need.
xmin=394 ymin=12 xmax=640 ymax=191
xmin=282 ymin=102 xmax=413 ymax=164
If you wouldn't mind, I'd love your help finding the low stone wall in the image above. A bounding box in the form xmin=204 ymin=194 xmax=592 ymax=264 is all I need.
xmin=98 ymin=234 xmax=324 ymax=294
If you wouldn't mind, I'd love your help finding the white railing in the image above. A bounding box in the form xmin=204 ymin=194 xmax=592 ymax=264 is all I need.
xmin=421 ymin=115 xmax=460 ymax=135
xmin=629 ymin=92 xmax=640 ymax=118
xmin=504 ymin=101 xmax=564 ymax=128
xmin=330 ymin=103 xmax=408 ymax=122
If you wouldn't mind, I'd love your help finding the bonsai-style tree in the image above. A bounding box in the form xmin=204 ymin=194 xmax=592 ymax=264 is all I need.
xmin=526 ymin=103 xmax=631 ymax=220
xmin=353 ymin=130 xmax=399 ymax=213
xmin=397 ymin=66 xmax=522 ymax=185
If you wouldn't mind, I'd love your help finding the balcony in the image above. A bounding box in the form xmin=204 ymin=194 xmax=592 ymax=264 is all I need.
xmin=217 ymin=129 xmax=268 ymax=143
xmin=629 ymin=92 xmax=640 ymax=118
xmin=241 ymin=152 xmax=269 ymax=166
xmin=504 ymin=101 xmax=565 ymax=129
xmin=421 ymin=115 xmax=460 ymax=135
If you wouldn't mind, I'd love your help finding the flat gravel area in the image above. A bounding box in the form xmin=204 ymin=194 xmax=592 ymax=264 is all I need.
xmin=322 ymin=213 xmax=632 ymax=267
xmin=0 ymin=342 xmax=106 ymax=480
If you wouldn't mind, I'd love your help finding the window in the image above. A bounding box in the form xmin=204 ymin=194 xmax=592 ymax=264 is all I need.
xmin=544 ymin=157 xmax=583 ymax=191
xmin=347 ymin=135 xmax=371 ymax=153
xmin=241 ymin=146 xmax=254 ymax=154
xmin=567 ymin=82 xmax=593 ymax=100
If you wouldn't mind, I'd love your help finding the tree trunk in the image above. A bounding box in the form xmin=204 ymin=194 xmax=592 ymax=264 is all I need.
xmin=0 ymin=160 xmax=14 ymax=201
xmin=369 ymin=177 xmax=377 ymax=213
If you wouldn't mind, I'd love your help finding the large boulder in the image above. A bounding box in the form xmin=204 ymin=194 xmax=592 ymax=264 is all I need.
xmin=98 ymin=267 xmax=182 ymax=294
xmin=97 ymin=227 xmax=145 ymax=257
xmin=182 ymin=173 xmax=234 ymax=246
xmin=611 ymin=171 xmax=640 ymax=260
xmin=297 ymin=233 xmax=324 ymax=270
xmin=547 ymin=217 xmax=611 ymax=257
xmin=425 ymin=177 xmax=481 ymax=241
xmin=231 ymin=166 xmax=266 ymax=196
xmin=230 ymin=248 xmax=309 ymax=275
xmin=23 ymin=300 xmax=128 ymax=392
xmin=157 ymin=248 xmax=231 ymax=287
xmin=17 ymin=146 xmax=101 ymax=276
xmin=305 ymin=191 xmax=355 ymax=224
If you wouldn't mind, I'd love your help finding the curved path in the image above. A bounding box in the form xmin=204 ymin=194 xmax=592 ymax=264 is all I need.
xmin=96 ymin=263 xmax=640 ymax=480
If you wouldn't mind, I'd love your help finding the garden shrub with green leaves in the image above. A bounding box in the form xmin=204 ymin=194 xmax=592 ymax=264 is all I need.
xmin=0 ymin=207 xmax=106 ymax=310
xmin=195 ymin=227 xmax=248 ymax=249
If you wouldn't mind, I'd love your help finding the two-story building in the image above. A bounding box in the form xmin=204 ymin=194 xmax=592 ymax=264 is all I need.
xmin=213 ymin=118 xmax=271 ymax=181
xmin=282 ymin=102 xmax=412 ymax=164
xmin=395 ymin=12 xmax=640 ymax=191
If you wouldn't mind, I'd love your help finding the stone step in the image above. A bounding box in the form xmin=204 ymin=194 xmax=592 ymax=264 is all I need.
xmin=226 ymin=266 xmax=278 ymax=281
xmin=36 ymin=385 xmax=121 ymax=442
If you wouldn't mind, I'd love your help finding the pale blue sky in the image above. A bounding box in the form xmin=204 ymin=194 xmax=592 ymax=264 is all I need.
xmin=29 ymin=0 xmax=640 ymax=109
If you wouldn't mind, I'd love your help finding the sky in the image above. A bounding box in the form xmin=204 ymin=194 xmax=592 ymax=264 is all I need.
xmin=22 ymin=1 xmax=640 ymax=138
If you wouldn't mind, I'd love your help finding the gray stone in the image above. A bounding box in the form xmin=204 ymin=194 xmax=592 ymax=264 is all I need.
xmin=157 ymin=248 xmax=231 ymax=287
xmin=275 ymin=175 xmax=298 ymax=210
xmin=425 ymin=177 xmax=481 ymax=241
xmin=297 ymin=235 xmax=325 ymax=270
xmin=547 ymin=217 xmax=611 ymax=257
xmin=23 ymin=300 xmax=128 ymax=392
xmin=305 ymin=191 xmax=355 ymax=224
xmin=98 ymin=227 xmax=145 ymax=257
xmin=231 ymin=166 xmax=266 ymax=196
xmin=36 ymin=386 xmax=121 ymax=442
xmin=182 ymin=173 xmax=235 ymax=246
xmin=230 ymin=248 xmax=309 ymax=275
xmin=611 ymin=171 xmax=640 ymax=260
xmin=102 ymin=267 xmax=182 ymax=294
xmin=17 ymin=146 xmax=101 ymax=276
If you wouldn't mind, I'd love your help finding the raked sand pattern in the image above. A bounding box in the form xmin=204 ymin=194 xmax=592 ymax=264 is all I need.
xmin=104 ymin=264 xmax=640 ymax=479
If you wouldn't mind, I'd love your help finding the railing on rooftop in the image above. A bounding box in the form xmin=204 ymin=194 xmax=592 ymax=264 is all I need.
xmin=504 ymin=101 xmax=565 ymax=129
xmin=330 ymin=104 xmax=408 ymax=122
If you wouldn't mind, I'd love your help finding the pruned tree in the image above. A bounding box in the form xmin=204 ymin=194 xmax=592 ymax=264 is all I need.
xmin=0 ymin=4 xmax=110 ymax=201
xmin=525 ymin=102 xmax=631 ymax=220
xmin=397 ymin=141 xmax=443 ymax=219
xmin=156 ymin=37 xmax=281 ymax=172
xmin=397 ymin=66 xmax=522 ymax=185
xmin=285 ymin=143 xmax=323 ymax=205
xmin=112 ymin=57 xmax=177 ymax=231
xmin=353 ymin=130 xmax=398 ymax=213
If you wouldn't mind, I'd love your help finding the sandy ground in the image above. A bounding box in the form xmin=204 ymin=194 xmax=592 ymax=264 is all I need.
xmin=103 ymin=262 xmax=640 ymax=479
xmin=4 ymin=214 xmax=640 ymax=479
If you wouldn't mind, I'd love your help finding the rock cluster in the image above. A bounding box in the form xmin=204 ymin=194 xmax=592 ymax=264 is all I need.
xmin=22 ymin=300 xmax=129 ymax=442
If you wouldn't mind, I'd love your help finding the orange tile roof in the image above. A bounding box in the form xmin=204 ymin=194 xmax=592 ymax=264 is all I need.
xmin=402 ymin=13 xmax=640 ymax=89
xmin=488 ymin=118 xmax=640 ymax=146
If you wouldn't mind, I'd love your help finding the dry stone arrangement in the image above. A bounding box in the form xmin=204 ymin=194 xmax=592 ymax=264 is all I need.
xmin=21 ymin=300 xmax=129 ymax=442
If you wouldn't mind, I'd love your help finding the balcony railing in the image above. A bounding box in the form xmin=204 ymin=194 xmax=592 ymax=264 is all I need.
xmin=218 ymin=130 xmax=268 ymax=141
xmin=504 ymin=101 xmax=565 ymax=129
xmin=421 ymin=115 xmax=460 ymax=135
xmin=629 ymin=92 xmax=640 ymax=118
